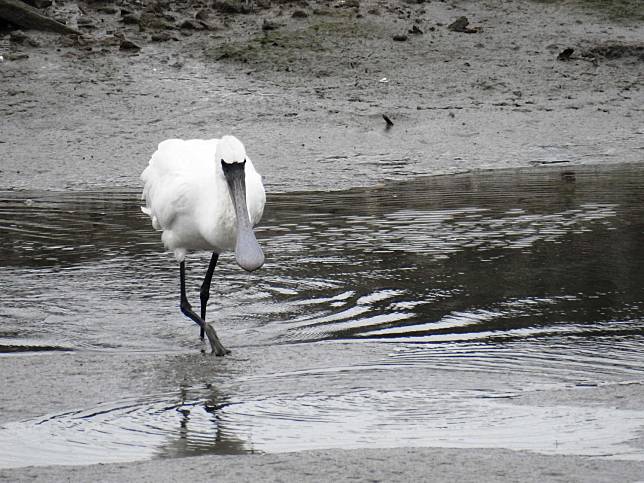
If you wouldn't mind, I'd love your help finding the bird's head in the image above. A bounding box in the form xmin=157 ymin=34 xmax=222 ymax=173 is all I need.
xmin=217 ymin=135 xmax=264 ymax=272
xmin=215 ymin=135 xmax=247 ymax=166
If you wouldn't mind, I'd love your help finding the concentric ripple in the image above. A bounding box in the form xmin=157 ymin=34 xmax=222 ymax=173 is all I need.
xmin=2 ymin=379 xmax=643 ymax=468
xmin=1 ymin=164 xmax=644 ymax=467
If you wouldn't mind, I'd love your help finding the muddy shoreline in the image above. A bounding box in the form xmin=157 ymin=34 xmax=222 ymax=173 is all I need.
xmin=3 ymin=445 xmax=644 ymax=482
xmin=1 ymin=0 xmax=642 ymax=193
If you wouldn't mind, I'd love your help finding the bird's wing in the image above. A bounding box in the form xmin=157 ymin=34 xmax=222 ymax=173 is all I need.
xmin=140 ymin=139 xmax=215 ymax=232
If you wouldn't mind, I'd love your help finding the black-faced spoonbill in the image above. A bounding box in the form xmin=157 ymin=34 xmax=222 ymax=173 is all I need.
xmin=140 ymin=135 xmax=265 ymax=355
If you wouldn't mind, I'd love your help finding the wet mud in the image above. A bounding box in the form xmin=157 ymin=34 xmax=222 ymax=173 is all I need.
xmin=1 ymin=0 xmax=643 ymax=192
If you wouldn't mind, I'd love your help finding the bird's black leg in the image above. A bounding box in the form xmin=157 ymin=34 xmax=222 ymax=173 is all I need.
xmin=199 ymin=252 xmax=219 ymax=340
xmin=180 ymin=260 xmax=229 ymax=356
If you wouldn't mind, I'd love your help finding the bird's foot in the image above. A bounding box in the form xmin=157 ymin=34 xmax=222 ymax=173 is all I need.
xmin=203 ymin=322 xmax=231 ymax=356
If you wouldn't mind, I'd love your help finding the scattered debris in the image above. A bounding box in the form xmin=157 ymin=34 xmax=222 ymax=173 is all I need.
xmin=557 ymin=48 xmax=574 ymax=61
xmin=118 ymin=37 xmax=141 ymax=51
xmin=448 ymin=16 xmax=480 ymax=34
xmin=409 ymin=25 xmax=423 ymax=35
xmin=7 ymin=51 xmax=29 ymax=60
xmin=530 ymin=159 xmax=571 ymax=165
xmin=179 ymin=18 xmax=205 ymax=30
xmin=262 ymin=18 xmax=280 ymax=31
xmin=393 ymin=33 xmax=408 ymax=41
xmin=150 ymin=31 xmax=176 ymax=42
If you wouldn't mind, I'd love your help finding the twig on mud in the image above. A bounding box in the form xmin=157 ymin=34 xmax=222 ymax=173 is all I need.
xmin=417 ymin=106 xmax=464 ymax=110
xmin=530 ymin=160 xmax=571 ymax=165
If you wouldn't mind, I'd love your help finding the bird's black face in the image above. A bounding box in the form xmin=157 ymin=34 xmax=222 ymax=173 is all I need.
xmin=221 ymin=158 xmax=245 ymax=177
xmin=221 ymin=160 xmax=264 ymax=272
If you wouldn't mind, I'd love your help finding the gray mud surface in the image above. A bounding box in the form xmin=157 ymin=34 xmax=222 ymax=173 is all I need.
xmin=4 ymin=446 xmax=644 ymax=483
xmin=1 ymin=0 xmax=644 ymax=481
xmin=1 ymin=0 xmax=642 ymax=192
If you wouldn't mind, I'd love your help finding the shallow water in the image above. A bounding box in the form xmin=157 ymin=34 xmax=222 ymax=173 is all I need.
xmin=0 ymin=164 xmax=643 ymax=467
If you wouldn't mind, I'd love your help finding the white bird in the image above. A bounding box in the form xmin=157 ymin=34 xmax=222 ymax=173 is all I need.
xmin=141 ymin=135 xmax=265 ymax=355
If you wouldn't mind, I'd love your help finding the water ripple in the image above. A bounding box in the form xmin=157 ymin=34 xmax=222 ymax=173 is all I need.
xmin=1 ymin=165 xmax=644 ymax=467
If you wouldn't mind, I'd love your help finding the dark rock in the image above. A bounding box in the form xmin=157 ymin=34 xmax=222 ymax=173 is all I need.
xmin=138 ymin=12 xmax=175 ymax=30
xmin=121 ymin=13 xmax=140 ymax=24
xmin=262 ymin=18 xmax=279 ymax=30
xmin=292 ymin=9 xmax=308 ymax=18
xmin=409 ymin=24 xmax=422 ymax=34
xmin=119 ymin=37 xmax=141 ymax=51
xmin=448 ymin=16 xmax=468 ymax=31
xmin=393 ymin=33 xmax=408 ymax=41
xmin=179 ymin=18 xmax=204 ymax=30
xmin=195 ymin=9 xmax=210 ymax=21
xmin=150 ymin=31 xmax=176 ymax=42
xmin=448 ymin=16 xmax=480 ymax=33
xmin=557 ymin=47 xmax=574 ymax=61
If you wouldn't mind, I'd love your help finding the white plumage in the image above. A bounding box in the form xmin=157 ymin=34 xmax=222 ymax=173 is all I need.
xmin=139 ymin=135 xmax=265 ymax=355
xmin=141 ymin=136 xmax=265 ymax=262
